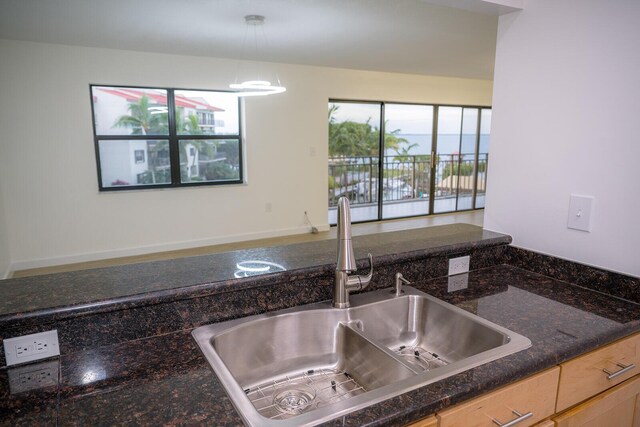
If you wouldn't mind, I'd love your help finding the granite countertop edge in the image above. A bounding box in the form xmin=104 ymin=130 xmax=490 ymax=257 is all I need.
xmin=0 ymin=233 xmax=511 ymax=326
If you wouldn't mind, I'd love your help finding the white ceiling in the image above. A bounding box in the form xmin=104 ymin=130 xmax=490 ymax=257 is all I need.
xmin=0 ymin=0 xmax=510 ymax=80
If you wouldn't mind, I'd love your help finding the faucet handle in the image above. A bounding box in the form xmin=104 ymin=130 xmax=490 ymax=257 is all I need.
xmin=360 ymin=253 xmax=373 ymax=283
xmin=343 ymin=253 xmax=374 ymax=292
xmin=393 ymin=273 xmax=410 ymax=296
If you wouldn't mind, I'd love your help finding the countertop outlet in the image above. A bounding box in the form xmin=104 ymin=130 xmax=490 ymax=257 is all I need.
xmin=3 ymin=330 xmax=60 ymax=366
xmin=448 ymin=255 xmax=470 ymax=275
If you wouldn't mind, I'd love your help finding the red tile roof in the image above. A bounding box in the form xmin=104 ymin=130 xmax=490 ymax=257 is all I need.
xmin=95 ymin=87 xmax=224 ymax=112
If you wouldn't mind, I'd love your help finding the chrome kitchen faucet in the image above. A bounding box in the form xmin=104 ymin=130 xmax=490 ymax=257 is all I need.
xmin=333 ymin=196 xmax=373 ymax=308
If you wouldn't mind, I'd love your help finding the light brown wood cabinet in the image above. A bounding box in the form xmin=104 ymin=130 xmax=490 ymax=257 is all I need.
xmin=556 ymin=333 xmax=639 ymax=412
xmin=405 ymin=332 xmax=640 ymax=427
xmin=553 ymin=375 xmax=640 ymax=427
xmin=436 ymin=368 xmax=560 ymax=427
xmin=407 ymin=415 xmax=437 ymax=427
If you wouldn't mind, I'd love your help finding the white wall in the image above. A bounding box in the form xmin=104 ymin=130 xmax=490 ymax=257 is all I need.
xmin=0 ymin=183 xmax=10 ymax=278
xmin=485 ymin=0 xmax=640 ymax=277
xmin=0 ymin=39 xmax=492 ymax=270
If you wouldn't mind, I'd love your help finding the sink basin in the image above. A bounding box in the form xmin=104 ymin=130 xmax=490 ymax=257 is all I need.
xmin=192 ymin=286 xmax=531 ymax=426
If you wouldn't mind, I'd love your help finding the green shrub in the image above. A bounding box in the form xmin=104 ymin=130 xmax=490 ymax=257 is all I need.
xmin=204 ymin=162 xmax=238 ymax=180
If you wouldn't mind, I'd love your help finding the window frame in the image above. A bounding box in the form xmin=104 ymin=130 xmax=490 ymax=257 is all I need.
xmin=90 ymin=84 xmax=244 ymax=192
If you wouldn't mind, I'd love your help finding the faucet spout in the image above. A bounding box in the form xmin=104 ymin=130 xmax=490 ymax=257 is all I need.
xmin=336 ymin=197 xmax=357 ymax=272
xmin=333 ymin=197 xmax=373 ymax=308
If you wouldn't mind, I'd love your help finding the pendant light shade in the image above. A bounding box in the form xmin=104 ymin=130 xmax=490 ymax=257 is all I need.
xmin=230 ymin=15 xmax=286 ymax=97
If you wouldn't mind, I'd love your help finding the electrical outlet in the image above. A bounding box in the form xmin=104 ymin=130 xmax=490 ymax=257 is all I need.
xmin=7 ymin=360 xmax=59 ymax=394
xmin=3 ymin=330 xmax=60 ymax=366
xmin=448 ymin=273 xmax=469 ymax=292
xmin=448 ymin=255 xmax=470 ymax=276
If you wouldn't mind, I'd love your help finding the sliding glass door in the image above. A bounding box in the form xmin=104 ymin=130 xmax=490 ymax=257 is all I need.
xmin=433 ymin=106 xmax=482 ymax=213
xmin=328 ymin=100 xmax=491 ymax=224
xmin=382 ymin=104 xmax=433 ymax=219
xmin=328 ymin=101 xmax=381 ymax=223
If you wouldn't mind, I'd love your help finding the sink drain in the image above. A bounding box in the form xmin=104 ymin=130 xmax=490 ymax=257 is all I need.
xmin=272 ymin=383 xmax=316 ymax=415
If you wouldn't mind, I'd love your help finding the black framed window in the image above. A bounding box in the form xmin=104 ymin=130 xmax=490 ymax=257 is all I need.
xmin=90 ymin=85 xmax=243 ymax=191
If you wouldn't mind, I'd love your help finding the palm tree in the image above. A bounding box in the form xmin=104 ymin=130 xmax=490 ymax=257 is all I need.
xmin=393 ymin=143 xmax=419 ymax=162
xmin=174 ymin=108 xmax=223 ymax=182
xmin=328 ymin=105 xmax=409 ymax=156
xmin=329 ymin=104 xmax=414 ymax=201
xmin=113 ymin=94 xmax=169 ymax=183
xmin=114 ymin=95 xmax=167 ymax=135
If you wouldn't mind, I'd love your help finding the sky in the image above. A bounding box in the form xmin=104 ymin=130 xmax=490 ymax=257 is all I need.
xmin=330 ymin=102 xmax=491 ymax=135
xmin=177 ymin=90 xmax=240 ymax=134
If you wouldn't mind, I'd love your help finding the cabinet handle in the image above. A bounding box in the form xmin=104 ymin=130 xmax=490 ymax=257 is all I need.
xmin=603 ymin=362 xmax=636 ymax=380
xmin=491 ymin=409 xmax=533 ymax=427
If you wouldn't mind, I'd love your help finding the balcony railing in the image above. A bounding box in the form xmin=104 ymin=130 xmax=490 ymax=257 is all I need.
xmin=328 ymin=153 xmax=488 ymax=208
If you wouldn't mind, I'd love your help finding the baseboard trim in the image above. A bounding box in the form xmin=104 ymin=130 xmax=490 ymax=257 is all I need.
xmin=10 ymin=224 xmax=332 ymax=272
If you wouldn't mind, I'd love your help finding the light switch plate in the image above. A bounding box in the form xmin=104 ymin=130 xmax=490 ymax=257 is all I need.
xmin=567 ymin=195 xmax=594 ymax=232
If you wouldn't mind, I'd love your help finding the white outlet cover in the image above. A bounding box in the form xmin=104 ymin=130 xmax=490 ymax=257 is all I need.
xmin=3 ymin=330 xmax=60 ymax=366
xmin=448 ymin=255 xmax=470 ymax=276
xmin=567 ymin=195 xmax=594 ymax=232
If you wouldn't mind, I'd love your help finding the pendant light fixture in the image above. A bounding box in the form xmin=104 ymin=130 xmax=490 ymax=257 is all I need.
xmin=230 ymin=15 xmax=286 ymax=97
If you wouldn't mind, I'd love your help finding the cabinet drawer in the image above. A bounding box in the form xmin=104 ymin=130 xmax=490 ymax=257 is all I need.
xmin=532 ymin=421 xmax=554 ymax=427
xmin=556 ymin=332 xmax=639 ymax=411
xmin=553 ymin=375 xmax=640 ymax=427
xmin=406 ymin=415 xmax=437 ymax=427
xmin=437 ymin=367 xmax=560 ymax=427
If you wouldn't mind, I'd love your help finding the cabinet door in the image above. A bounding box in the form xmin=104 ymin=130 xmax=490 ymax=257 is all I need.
xmin=437 ymin=367 xmax=560 ymax=427
xmin=406 ymin=415 xmax=437 ymax=427
xmin=553 ymin=375 xmax=640 ymax=427
xmin=557 ymin=332 xmax=639 ymax=411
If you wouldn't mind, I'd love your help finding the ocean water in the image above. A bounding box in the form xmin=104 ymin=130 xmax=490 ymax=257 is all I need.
xmin=388 ymin=134 xmax=490 ymax=156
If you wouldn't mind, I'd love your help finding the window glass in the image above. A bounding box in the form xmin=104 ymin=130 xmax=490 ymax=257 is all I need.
xmin=98 ymin=140 xmax=171 ymax=187
xmin=179 ymin=139 xmax=240 ymax=183
xmin=456 ymin=108 xmax=479 ymax=210
xmin=328 ymin=102 xmax=381 ymax=223
xmin=92 ymin=86 xmax=169 ymax=136
xmin=434 ymin=107 xmax=463 ymax=214
xmin=174 ymin=90 xmax=239 ymax=135
xmin=382 ymin=104 xmax=433 ymax=219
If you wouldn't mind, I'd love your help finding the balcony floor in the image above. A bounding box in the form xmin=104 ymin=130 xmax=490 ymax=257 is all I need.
xmin=328 ymin=194 xmax=485 ymax=224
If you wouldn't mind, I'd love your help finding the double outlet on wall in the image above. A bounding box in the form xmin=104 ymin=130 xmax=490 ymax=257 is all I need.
xmin=2 ymin=330 xmax=61 ymax=394
xmin=448 ymin=255 xmax=470 ymax=292
xmin=3 ymin=330 xmax=60 ymax=366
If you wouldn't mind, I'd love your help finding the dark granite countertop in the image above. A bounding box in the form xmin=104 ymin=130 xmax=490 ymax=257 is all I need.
xmin=3 ymin=263 xmax=639 ymax=426
xmin=0 ymin=224 xmax=509 ymax=324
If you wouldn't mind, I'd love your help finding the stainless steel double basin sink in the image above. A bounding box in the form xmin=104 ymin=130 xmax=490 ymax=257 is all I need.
xmin=192 ymin=285 xmax=531 ymax=426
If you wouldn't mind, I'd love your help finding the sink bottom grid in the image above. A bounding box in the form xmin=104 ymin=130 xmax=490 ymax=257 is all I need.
xmin=395 ymin=345 xmax=449 ymax=372
xmin=245 ymin=368 xmax=366 ymax=420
